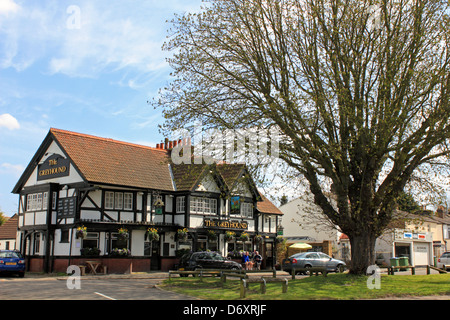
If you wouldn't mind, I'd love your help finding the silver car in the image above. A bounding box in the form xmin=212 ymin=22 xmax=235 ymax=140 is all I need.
xmin=282 ymin=252 xmax=346 ymax=274
xmin=437 ymin=252 xmax=450 ymax=270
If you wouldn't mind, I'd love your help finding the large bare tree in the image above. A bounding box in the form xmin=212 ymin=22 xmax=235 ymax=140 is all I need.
xmin=156 ymin=0 xmax=450 ymax=274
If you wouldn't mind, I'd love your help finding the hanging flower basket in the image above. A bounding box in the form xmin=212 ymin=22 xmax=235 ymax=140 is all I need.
xmin=118 ymin=228 xmax=129 ymax=241
xmin=276 ymin=236 xmax=284 ymax=244
xmin=76 ymin=226 xmax=87 ymax=239
xmin=225 ymin=231 xmax=235 ymax=242
xmin=239 ymin=232 xmax=249 ymax=242
xmin=254 ymin=234 xmax=263 ymax=243
xmin=146 ymin=227 xmax=160 ymax=242
xmin=207 ymin=230 xmax=218 ymax=241
xmin=177 ymin=228 xmax=188 ymax=242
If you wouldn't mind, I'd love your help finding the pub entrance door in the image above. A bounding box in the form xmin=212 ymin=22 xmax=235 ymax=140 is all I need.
xmin=264 ymin=242 xmax=274 ymax=269
xmin=150 ymin=241 xmax=161 ymax=270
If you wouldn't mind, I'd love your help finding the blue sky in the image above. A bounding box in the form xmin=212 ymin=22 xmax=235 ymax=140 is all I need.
xmin=0 ymin=0 xmax=203 ymax=216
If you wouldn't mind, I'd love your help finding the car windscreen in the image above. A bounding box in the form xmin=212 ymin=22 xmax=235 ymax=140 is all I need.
xmin=210 ymin=253 xmax=225 ymax=261
xmin=0 ymin=251 xmax=22 ymax=259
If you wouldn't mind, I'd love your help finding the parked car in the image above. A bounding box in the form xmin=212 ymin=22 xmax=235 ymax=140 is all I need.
xmin=437 ymin=252 xmax=450 ymax=271
xmin=178 ymin=251 xmax=242 ymax=275
xmin=0 ymin=250 xmax=25 ymax=277
xmin=282 ymin=252 xmax=346 ymax=274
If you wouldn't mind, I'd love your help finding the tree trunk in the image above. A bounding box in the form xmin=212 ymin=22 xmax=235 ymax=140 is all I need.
xmin=348 ymin=233 xmax=377 ymax=275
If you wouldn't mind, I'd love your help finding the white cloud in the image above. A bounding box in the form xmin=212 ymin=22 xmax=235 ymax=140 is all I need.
xmin=0 ymin=0 xmax=20 ymax=15
xmin=0 ymin=162 xmax=25 ymax=176
xmin=0 ymin=1 xmax=204 ymax=82
xmin=0 ymin=113 xmax=20 ymax=130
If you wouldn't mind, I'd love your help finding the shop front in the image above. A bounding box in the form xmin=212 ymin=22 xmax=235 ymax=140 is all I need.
xmin=393 ymin=231 xmax=433 ymax=266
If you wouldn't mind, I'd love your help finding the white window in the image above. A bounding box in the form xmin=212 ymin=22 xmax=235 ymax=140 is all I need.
xmin=105 ymin=192 xmax=114 ymax=209
xmin=190 ymin=197 xmax=217 ymax=215
xmin=27 ymin=194 xmax=32 ymax=211
xmin=43 ymin=192 xmax=48 ymax=210
xmin=176 ymin=197 xmax=186 ymax=213
xmin=52 ymin=192 xmax=58 ymax=210
xmin=26 ymin=193 xmax=46 ymax=211
xmin=105 ymin=191 xmax=133 ymax=210
xmin=124 ymin=193 xmax=133 ymax=210
xmin=209 ymin=198 xmax=217 ymax=215
xmin=241 ymin=202 xmax=253 ymax=218
xmin=115 ymin=192 xmax=124 ymax=209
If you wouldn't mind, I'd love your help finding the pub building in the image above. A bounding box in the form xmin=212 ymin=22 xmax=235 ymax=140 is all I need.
xmin=12 ymin=128 xmax=283 ymax=273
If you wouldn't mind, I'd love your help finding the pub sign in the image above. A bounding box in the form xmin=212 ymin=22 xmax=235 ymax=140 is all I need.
xmin=37 ymin=154 xmax=70 ymax=181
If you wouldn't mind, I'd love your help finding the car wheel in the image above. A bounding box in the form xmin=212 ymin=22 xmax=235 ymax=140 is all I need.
xmin=18 ymin=272 xmax=25 ymax=278
xmin=335 ymin=264 xmax=344 ymax=273
xmin=304 ymin=264 xmax=312 ymax=275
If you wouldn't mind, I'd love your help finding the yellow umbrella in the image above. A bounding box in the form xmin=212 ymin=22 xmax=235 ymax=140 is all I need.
xmin=289 ymin=242 xmax=312 ymax=249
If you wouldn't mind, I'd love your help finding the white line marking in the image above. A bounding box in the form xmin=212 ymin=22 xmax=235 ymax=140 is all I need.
xmin=94 ymin=292 xmax=116 ymax=300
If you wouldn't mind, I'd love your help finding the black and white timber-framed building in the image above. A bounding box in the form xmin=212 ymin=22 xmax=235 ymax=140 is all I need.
xmin=12 ymin=128 xmax=283 ymax=273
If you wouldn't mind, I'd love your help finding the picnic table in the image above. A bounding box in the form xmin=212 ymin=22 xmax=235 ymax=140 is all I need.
xmin=85 ymin=260 xmax=104 ymax=275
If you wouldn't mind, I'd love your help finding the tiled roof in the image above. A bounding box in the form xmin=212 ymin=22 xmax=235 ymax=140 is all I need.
xmin=257 ymin=194 xmax=283 ymax=215
xmin=51 ymin=129 xmax=174 ymax=191
xmin=171 ymin=163 xmax=208 ymax=191
xmin=215 ymin=163 xmax=246 ymax=189
xmin=0 ymin=214 xmax=18 ymax=240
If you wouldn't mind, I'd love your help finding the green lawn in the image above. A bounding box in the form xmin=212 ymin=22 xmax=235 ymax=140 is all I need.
xmin=161 ymin=273 xmax=450 ymax=300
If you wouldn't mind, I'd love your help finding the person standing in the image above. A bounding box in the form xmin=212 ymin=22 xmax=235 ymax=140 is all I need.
xmin=253 ymin=251 xmax=262 ymax=270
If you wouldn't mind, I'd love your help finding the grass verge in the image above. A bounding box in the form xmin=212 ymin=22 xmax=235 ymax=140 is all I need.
xmin=161 ymin=273 xmax=450 ymax=300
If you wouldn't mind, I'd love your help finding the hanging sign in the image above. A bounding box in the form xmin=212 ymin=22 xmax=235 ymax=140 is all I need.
xmin=37 ymin=154 xmax=70 ymax=181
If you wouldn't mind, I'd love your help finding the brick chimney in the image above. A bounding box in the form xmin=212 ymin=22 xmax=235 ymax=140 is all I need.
xmin=156 ymin=138 xmax=191 ymax=150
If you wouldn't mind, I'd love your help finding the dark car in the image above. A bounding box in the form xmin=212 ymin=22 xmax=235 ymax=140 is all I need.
xmin=282 ymin=252 xmax=346 ymax=274
xmin=178 ymin=251 xmax=242 ymax=274
xmin=0 ymin=250 xmax=25 ymax=277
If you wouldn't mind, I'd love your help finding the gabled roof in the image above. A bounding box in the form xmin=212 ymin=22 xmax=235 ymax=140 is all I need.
xmin=0 ymin=214 xmax=18 ymax=240
xmin=13 ymin=128 xmax=175 ymax=192
xmin=171 ymin=163 xmax=209 ymax=191
xmin=257 ymin=194 xmax=283 ymax=215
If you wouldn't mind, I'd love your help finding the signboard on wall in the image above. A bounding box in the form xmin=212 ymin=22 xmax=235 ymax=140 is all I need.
xmin=57 ymin=197 xmax=77 ymax=218
xmin=37 ymin=154 xmax=70 ymax=181
xmin=204 ymin=218 xmax=248 ymax=230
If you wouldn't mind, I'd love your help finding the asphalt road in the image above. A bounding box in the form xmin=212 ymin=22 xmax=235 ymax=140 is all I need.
xmin=0 ymin=276 xmax=198 ymax=300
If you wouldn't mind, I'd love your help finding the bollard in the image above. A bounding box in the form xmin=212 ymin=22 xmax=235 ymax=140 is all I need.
xmin=291 ymin=268 xmax=296 ymax=280
xmin=240 ymin=279 xmax=247 ymax=298
xmin=260 ymin=277 xmax=267 ymax=294
xmin=282 ymin=278 xmax=288 ymax=293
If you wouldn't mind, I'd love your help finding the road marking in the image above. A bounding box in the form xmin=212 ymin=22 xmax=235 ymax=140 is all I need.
xmin=94 ymin=292 xmax=116 ymax=300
